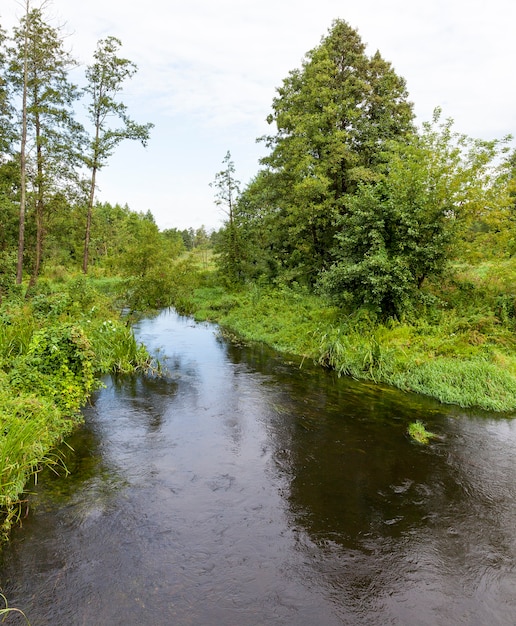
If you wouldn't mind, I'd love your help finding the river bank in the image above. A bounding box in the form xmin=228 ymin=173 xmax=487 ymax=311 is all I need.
xmin=174 ymin=265 xmax=516 ymax=413
xmin=0 ymin=275 xmax=153 ymax=539
xmin=2 ymin=308 xmax=516 ymax=625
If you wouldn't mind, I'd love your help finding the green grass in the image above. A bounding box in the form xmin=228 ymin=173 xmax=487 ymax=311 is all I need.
xmin=175 ymin=266 xmax=516 ymax=413
xmin=0 ymin=390 xmax=73 ymax=539
xmin=0 ymin=274 xmax=156 ymax=539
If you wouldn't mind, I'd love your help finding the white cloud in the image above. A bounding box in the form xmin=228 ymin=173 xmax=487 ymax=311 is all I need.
xmin=2 ymin=0 xmax=515 ymax=229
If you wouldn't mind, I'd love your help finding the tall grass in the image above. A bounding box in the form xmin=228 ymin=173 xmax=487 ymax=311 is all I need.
xmin=0 ymin=305 xmax=35 ymax=362
xmin=0 ymin=392 xmax=72 ymax=539
xmin=181 ymin=267 xmax=516 ymax=413
xmin=86 ymin=319 xmax=154 ymax=374
xmin=0 ymin=275 xmax=156 ymax=538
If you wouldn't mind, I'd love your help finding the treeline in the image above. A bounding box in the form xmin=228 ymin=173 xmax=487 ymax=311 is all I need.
xmin=214 ymin=20 xmax=516 ymax=320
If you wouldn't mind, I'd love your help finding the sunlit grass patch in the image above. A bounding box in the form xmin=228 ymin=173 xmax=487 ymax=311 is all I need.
xmin=397 ymin=357 xmax=516 ymax=412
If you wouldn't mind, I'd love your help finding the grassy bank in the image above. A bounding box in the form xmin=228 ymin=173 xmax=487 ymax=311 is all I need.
xmin=0 ymin=274 xmax=153 ymax=539
xmin=175 ymin=260 xmax=516 ymax=414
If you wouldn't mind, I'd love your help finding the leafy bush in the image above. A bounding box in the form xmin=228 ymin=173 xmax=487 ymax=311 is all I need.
xmin=9 ymin=323 xmax=98 ymax=414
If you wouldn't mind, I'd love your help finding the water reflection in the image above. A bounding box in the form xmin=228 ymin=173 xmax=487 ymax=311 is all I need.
xmin=1 ymin=310 xmax=516 ymax=625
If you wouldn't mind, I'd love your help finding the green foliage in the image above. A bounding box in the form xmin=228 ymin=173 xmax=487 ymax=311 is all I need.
xmin=0 ymin=250 xmax=17 ymax=302
xmin=82 ymin=37 xmax=153 ymax=170
xmin=0 ymin=386 xmax=73 ymax=540
xmin=407 ymin=421 xmax=436 ymax=444
xmin=180 ymin=269 xmax=516 ymax=412
xmin=82 ymin=36 xmax=154 ymax=272
xmin=242 ymin=19 xmax=414 ymax=284
xmin=117 ymin=215 xmax=194 ymax=312
xmin=211 ymin=151 xmax=245 ymax=284
xmin=8 ymin=5 xmax=84 ymax=287
xmin=167 ymin=255 xmax=214 ymax=316
xmin=85 ymin=318 xmax=153 ymax=375
xmin=0 ymin=303 xmax=35 ymax=363
xmin=319 ymin=111 xmax=512 ymax=319
xmin=9 ymin=323 xmax=98 ymax=413
xmin=0 ymin=275 xmax=154 ymax=537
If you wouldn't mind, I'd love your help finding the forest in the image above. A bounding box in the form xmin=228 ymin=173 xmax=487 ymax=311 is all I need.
xmin=0 ymin=7 xmax=515 ymax=538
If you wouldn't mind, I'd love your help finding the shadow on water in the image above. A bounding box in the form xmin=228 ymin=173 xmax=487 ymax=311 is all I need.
xmin=1 ymin=309 xmax=516 ymax=625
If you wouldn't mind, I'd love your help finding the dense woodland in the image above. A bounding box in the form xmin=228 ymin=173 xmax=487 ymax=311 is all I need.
xmin=0 ymin=7 xmax=516 ymax=537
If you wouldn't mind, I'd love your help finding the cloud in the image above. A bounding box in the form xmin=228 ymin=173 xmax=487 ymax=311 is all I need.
xmin=2 ymin=0 xmax=515 ymax=229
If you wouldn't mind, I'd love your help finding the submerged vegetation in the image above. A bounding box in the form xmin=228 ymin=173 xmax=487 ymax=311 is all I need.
xmin=0 ymin=592 xmax=31 ymax=624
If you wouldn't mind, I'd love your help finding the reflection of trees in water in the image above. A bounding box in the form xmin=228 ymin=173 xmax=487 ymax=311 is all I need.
xmin=112 ymin=373 xmax=178 ymax=433
xmin=239 ymin=341 xmax=516 ymax=620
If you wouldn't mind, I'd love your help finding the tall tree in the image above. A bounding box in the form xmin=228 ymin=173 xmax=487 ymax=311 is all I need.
xmin=210 ymin=151 xmax=242 ymax=281
xmin=81 ymin=36 xmax=153 ymax=273
xmin=8 ymin=2 xmax=82 ymax=287
xmin=0 ymin=23 xmax=18 ymax=269
xmin=254 ymin=19 xmax=414 ymax=284
xmin=9 ymin=1 xmax=29 ymax=285
xmin=0 ymin=24 xmax=14 ymax=156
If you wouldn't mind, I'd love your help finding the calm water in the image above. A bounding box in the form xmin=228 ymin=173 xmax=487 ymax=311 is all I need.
xmin=1 ymin=309 xmax=516 ymax=625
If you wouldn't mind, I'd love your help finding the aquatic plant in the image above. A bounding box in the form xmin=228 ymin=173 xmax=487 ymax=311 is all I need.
xmin=407 ymin=420 xmax=436 ymax=444
xmin=0 ymin=593 xmax=31 ymax=625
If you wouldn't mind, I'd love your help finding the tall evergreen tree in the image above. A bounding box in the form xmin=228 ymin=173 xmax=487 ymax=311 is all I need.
xmin=253 ymin=19 xmax=414 ymax=284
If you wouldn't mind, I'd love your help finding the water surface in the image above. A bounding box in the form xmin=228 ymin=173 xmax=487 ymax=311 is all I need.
xmin=1 ymin=309 xmax=516 ymax=624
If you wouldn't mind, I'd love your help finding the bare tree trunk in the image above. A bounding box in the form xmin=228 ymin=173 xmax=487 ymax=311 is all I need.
xmin=82 ymin=165 xmax=96 ymax=273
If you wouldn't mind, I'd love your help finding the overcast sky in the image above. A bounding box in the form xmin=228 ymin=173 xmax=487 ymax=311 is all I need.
xmin=2 ymin=0 xmax=515 ymax=231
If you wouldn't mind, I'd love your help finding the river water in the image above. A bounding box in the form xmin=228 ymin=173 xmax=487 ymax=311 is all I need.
xmin=1 ymin=309 xmax=516 ymax=625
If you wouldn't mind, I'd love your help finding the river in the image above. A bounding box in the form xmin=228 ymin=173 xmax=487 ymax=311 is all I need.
xmin=1 ymin=309 xmax=516 ymax=625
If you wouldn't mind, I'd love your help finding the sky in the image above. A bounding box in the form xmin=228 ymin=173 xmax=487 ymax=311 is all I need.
xmin=1 ymin=0 xmax=515 ymax=232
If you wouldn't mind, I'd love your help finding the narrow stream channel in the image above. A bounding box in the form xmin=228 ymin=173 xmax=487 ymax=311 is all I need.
xmin=1 ymin=309 xmax=516 ymax=625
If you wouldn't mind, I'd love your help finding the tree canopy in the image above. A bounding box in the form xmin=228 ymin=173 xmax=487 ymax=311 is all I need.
xmin=213 ymin=20 xmax=514 ymax=321
xmin=318 ymin=110 xmax=512 ymax=317
xmin=232 ymin=19 xmax=415 ymax=285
